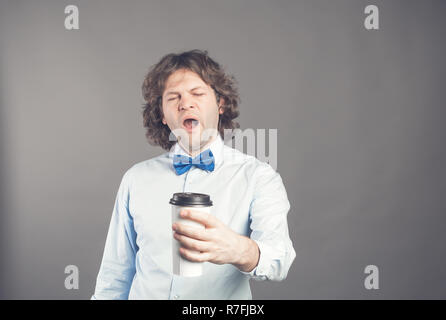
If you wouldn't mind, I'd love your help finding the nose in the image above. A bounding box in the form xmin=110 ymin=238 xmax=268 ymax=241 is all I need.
xmin=178 ymin=94 xmax=195 ymax=111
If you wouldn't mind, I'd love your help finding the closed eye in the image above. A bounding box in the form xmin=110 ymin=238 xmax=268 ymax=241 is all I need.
xmin=167 ymin=96 xmax=178 ymax=101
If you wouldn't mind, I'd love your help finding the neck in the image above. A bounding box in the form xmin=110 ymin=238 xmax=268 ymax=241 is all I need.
xmin=180 ymin=134 xmax=217 ymax=157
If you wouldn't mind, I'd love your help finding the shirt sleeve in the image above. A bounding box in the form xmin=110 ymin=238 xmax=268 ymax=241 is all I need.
xmin=239 ymin=162 xmax=296 ymax=281
xmin=91 ymin=169 xmax=138 ymax=299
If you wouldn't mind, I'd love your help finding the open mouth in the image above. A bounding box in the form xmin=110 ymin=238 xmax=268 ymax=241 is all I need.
xmin=182 ymin=118 xmax=200 ymax=131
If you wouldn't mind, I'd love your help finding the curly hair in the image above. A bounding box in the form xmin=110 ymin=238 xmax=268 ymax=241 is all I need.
xmin=141 ymin=49 xmax=240 ymax=151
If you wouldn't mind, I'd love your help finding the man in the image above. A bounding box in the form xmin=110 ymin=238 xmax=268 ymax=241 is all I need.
xmin=92 ymin=50 xmax=296 ymax=299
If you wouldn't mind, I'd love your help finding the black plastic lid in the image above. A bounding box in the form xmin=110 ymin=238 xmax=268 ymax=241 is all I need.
xmin=169 ymin=192 xmax=213 ymax=207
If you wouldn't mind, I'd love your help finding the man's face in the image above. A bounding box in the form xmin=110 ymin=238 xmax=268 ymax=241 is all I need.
xmin=161 ymin=69 xmax=224 ymax=154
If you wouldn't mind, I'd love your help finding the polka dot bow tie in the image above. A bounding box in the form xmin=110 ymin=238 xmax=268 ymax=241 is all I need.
xmin=172 ymin=149 xmax=215 ymax=175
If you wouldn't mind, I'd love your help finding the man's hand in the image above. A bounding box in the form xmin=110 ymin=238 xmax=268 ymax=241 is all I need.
xmin=172 ymin=209 xmax=260 ymax=272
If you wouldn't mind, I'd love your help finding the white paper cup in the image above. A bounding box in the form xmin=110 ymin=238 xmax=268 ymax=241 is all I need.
xmin=170 ymin=192 xmax=213 ymax=277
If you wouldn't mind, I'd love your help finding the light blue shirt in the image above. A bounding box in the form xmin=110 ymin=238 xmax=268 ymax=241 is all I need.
xmin=92 ymin=134 xmax=296 ymax=300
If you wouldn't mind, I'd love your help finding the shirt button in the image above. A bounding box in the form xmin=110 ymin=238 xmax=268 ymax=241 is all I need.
xmin=173 ymin=294 xmax=180 ymax=300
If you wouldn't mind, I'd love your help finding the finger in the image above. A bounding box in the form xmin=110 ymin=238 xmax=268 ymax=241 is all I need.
xmin=180 ymin=209 xmax=220 ymax=228
xmin=173 ymin=223 xmax=211 ymax=241
xmin=173 ymin=232 xmax=211 ymax=252
xmin=179 ymin=247 xmax=212 ymax=263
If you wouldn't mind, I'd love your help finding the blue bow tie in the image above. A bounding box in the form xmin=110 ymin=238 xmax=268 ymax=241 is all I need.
xmin=173 ymin=149 xmax=215 ymax=175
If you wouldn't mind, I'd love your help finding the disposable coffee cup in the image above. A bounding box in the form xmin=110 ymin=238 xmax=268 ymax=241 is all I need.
xmin=170 ymin=192 xmax=213 ymax=277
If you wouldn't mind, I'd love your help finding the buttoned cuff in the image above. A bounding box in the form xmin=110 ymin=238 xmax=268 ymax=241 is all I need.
xmin=238 ymin=240 xmax=270 ymax=281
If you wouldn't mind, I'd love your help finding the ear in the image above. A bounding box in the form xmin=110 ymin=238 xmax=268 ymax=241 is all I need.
xmin=162 ymin=117 xmax=167 ymax=125
xmin=218 ymin=98 xmax=225 ymax=114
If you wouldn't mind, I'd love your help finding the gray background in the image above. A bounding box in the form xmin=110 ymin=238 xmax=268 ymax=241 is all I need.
xmin=1 ymin=0 xmax=445 ymax=299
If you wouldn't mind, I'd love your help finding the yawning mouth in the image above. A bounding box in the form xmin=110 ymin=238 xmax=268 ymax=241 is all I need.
xmin=182 ymin=116 xmax=200 ymax=132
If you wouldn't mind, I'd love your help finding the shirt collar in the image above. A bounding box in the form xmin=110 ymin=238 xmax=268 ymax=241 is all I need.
xmin=168 ymin=134 xmax=225 ymax=171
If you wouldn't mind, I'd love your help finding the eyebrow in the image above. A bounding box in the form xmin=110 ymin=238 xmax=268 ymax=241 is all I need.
xmin=164 ymin=86 xmax=206 ymax=96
